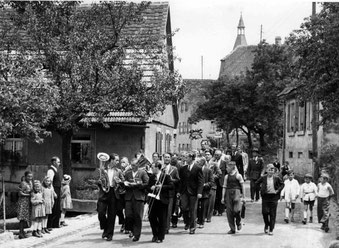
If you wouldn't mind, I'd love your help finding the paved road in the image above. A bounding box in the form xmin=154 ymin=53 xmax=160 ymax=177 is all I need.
xmin=38 ymin=200 xmax=335 ymax=248
xmin=4 ymin=181 xmax=336 ymax=248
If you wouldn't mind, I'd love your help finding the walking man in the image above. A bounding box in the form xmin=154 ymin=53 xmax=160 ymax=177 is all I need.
xmin=178 ymin=152 xmax=204 ymax=234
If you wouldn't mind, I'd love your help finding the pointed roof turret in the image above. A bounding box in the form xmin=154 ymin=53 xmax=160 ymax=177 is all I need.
xmin=233 ymin=13 xmax=247 ymax=50
xmin=238 ymin=13 xmax=245 ymax=28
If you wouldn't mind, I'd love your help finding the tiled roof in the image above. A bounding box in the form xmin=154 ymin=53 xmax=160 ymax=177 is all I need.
xmin=219 ymin=45 xmax=256 ymax=78
xmin=81 ymin=111 xmax=150 ymax=124
xmin=0 ymin=2 xmax=170 ymax=48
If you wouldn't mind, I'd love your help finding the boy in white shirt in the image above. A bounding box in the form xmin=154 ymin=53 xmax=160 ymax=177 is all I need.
xmin=280 ymin=170 xmax=300 ymax=223
xmin=317 ymin=173 xmax=334 ymax=232
xmin=300 ymin=173 xmax=317 ymax=224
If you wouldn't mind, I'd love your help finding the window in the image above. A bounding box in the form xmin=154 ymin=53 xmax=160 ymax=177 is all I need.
xmin=1 ymin=136 xmax=24 ymax=163
xmin=71 ymin=134 xmax=92 ymax=165
xmin=185 ymin=102 xmax=189 ymax=112
xmin=178 ymin=122 xmax=182 ymax=135
xmin=165 ymin=133 xmax=171 ymax=153
xmin=186 ymin=144 xmax=190 ymax=151
xmin=298 ymin=103 xmax=306 ymax=131
xmin=308 ymin=150 xmax=313 ymax=159
xmin=180 ymin=102 xmax=185 ymax=113
xmin=182 ymin=122 xmax=186 ymax=134
xmin=289 ymin=151 xmax=293 ymax=158
xmin=307 ymin=102 xmax=313 ymax=130
xmin=155 ymin=132 xmax=163 ymax=154
xmin=298 ymin=152 xmax=303 ymax=158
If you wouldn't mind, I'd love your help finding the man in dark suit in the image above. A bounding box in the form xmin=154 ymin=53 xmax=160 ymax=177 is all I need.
xmin=162 ymin=153 xmax=180 ymax=232
xmin=211 ymin=149 xmax=227 ymax=216
xmin=97 ymin=153 xmax=124 ymax=241
xmin=247 ymin=148 xmax=264 ymax=202
xmin=197 ymin=157 xmax=214 ymax=228
xmin=47 ymin=156 xmax=61 ymax=229
xmin=178 ymin=152 xmax=204 ymax=234
xmin=124 ymin=158 xmax=149 ymax=242
xmin=148 ymin=161 xmax=174 ymax=243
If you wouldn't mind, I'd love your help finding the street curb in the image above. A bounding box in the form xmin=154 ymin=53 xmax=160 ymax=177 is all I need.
xmin=4 ymin=213 xmax=99 ymax=248
xmin=29 ymin=221 xmax=98 ymax=248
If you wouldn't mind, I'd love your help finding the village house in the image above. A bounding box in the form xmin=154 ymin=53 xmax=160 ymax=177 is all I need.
xmin=0 ymin=2 xmax=178 ymax=215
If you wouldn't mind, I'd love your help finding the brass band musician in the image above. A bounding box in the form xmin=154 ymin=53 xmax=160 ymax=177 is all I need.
xmin=148 ymin=161 xmax=174 ymax=243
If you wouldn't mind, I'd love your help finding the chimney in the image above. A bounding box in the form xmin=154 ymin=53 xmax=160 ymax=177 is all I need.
xmin=275 ymin=36 xmax=282 ymax=45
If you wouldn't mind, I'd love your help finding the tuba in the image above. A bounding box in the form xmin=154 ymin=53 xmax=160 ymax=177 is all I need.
xmin=97 ymin=152 xmax=110 ymax=193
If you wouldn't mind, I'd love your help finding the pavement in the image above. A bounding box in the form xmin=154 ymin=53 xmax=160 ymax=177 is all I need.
xmin=1 ymin=181 xmax=338 ymax=248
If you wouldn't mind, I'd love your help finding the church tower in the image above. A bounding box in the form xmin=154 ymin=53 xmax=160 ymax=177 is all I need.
xmin=233 ymin=13 xmax=247 ymax=50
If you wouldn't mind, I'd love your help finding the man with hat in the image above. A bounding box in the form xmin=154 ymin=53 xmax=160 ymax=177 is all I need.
xmin=247 ymin=148 xmax=264 ymax=202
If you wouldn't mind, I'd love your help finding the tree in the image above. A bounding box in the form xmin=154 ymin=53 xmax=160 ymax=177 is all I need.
xmin=190 ymin=41 xmax=293 ymax=151
xmin=6 ymin=1 xmax=183 ymax=175
xmin=287 ymin=2 xmax=339 ymax=123
xmin=0 ymin=4 xmax=58 ymax=143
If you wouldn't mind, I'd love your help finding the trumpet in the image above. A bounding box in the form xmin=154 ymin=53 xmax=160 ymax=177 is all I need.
xmin=97 ymin=152 xmax=110 ymax=193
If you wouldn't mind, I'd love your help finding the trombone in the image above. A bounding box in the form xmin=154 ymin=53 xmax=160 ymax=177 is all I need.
xmin=147 ymin=172 xmax=166 ymax=214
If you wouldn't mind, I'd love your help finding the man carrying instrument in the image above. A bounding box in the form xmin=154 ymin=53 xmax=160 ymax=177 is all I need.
xmin=148 ymin=161 xmax=174 ymax=243
xmin=124 ymin=158 xmax=149 ymax=242
xmin=96 ymin=153 xmax=124 ymax=241
xmin=162 ymin=153 xmax=180 ymax=233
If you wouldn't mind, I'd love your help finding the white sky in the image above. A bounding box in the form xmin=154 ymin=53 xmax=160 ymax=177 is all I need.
xmin=168 ymin=0 xmax=319 ymax=80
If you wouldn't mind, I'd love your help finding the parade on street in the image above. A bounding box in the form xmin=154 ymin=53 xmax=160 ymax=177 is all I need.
xmin=1 ymin=1 xmax=339 ymax=248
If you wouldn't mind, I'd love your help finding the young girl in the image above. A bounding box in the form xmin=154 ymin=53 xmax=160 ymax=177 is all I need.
xmin=17 ymin=171 xmax=33 ymax=239
xmin=317 ymin=173 xmax=334 ymax=232
xmin=42 ymin=176 xmax=56 ymax=233
xmin=60 ymin=174 xmax=73 ymax=226
xmin=31 ymin=180 xmax=46 ymax=238
xmin=280 ymin=170 xmax=300 ymax=223
xmin=300 ymin=173 xmax=317 ymax=224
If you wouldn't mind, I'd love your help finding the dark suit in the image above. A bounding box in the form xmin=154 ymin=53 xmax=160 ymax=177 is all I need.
xmin=233 ymin=152 xmax=245 ymax=178
xmin=162 ymin=165 xmax=180 ymax=231
xmin=255 ymin=175 xmax=284 ymax=232
xmin=124 ymin=169 xmax=149 ymax=239
xmin=247 ymin=158 xmax=264 ymax=201
xmin=197 ymin=166 xmax=214 ymax=225
xmin=214 ymin=159 xmax=227 ymax=215
xmin=97 ymin=167 xmax=124 ymax=238
xmin=148 ymin=172 xmax=174 ymax=241
xmin=179 ymin=163 xmax=204 ymax=231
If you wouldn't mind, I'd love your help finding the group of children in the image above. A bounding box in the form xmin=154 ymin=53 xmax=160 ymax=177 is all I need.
xmin=280 ymin=170 xmax=334 ymax=232
xmin=17 ymin=172 xmax=73 ymax=238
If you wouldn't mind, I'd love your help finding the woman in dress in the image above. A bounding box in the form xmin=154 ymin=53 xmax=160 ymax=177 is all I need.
xmin=17 ymin=171 xmax=33 ymax=239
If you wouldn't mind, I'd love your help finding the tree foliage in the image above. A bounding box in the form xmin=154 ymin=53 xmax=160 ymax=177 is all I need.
xmin=0 ymin=4 xmax=58 ymax=143
xmin=190 ymin=41 xmax=293 ymax=150
xmin=287 ymin=2 xmax=339 ymax=122
xmin=1 ymin=1 xmax=183 ymax=174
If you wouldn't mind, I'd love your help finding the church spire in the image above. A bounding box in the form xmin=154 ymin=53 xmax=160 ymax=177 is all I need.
xmin=233 ymin=13 xmax=247 ymax=50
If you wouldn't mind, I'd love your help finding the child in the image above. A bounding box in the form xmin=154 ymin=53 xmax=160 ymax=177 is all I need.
xmin=300 ymin=173 xmax=317 ymax=224
xmin=317 ymin=173 xmax=334 ymax=232
xmin=17 ymin=171 xmax=33 ymax=239
xmin=221 ymin=161 xmax=245 ymax=234
xmin=31 ymin=180 xmax=46 ymax=238
xmin=42 ymin=176 xmax=56 ymax=233
xmin=280 ymin=170 xmax=300 ymax=223
xmin=60 ymin=174 xmax=73 ymax=226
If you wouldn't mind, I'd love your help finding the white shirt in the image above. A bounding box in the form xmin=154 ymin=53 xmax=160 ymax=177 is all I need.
xmin=300 ymin=182 xmax=318 ymax=201
xmin=132 ymin=170 xmax=138 ymax=179
xmin=281 ymin=178 xmax=300 ymax=201
xmin=47 ymin=165 xmax=57 ymax=181
xmin=164 ymin=164 xmax=171 ymax=174
xmin=107 ymin=168 xmax=114 ymax=187
xmin=318 ymin=182 xmax=334 ymax=198
xmin=267 ymin=177 xmax=276 ymax=193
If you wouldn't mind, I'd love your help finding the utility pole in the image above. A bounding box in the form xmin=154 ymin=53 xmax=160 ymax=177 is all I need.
xmin=311 ymin=2 xmax=319 ymax=180
xmin=201 ymin=55 xmax=204 ymax=80
xmin=260 ymin=25 xmax=263 ymax=43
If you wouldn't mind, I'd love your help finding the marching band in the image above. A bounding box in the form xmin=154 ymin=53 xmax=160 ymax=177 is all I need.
xmin=94 ymin=149 xmax=244 ymax=242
